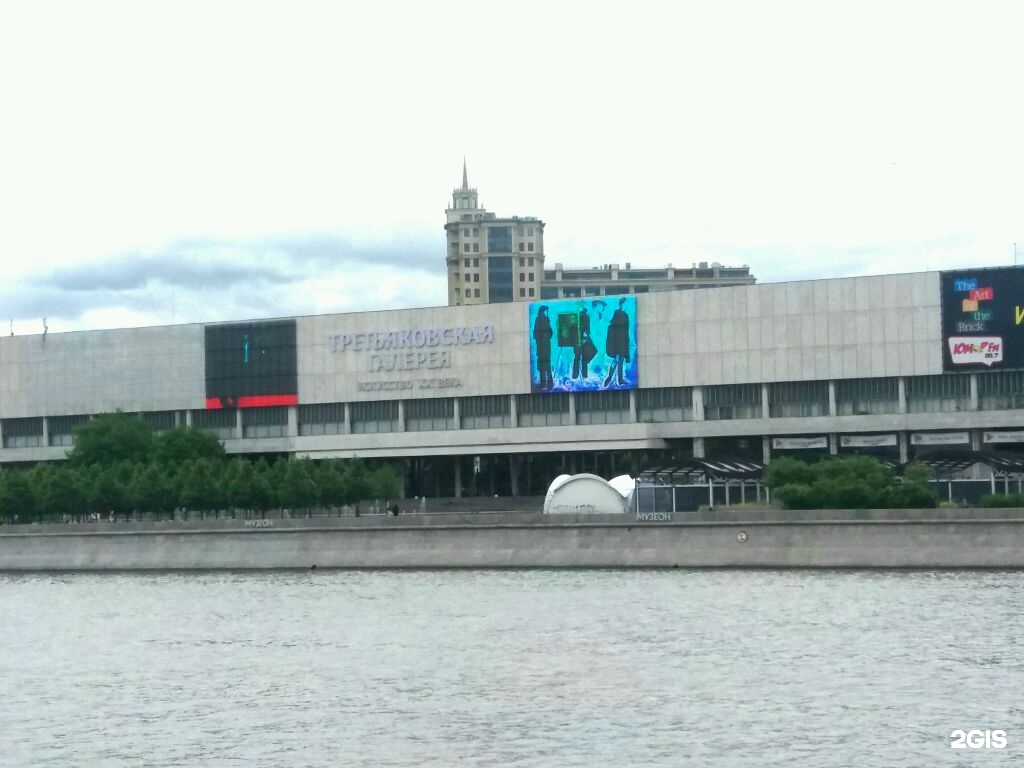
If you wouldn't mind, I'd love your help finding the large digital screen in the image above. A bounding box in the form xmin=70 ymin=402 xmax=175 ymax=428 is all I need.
xmin=529 ymin=296 xmax=639 ymax=392
xmin=205 ymin=320 xmax=298 ymax=408
xmin=941 ymin=266 xmax=1024 ymax=371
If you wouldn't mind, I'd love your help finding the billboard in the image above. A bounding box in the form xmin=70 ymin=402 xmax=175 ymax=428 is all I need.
xmin=528 ymin=296 xmax=638 ymax=392
xmin=941 ymin=266 xmax=1024 ymax=370
xmin=205 ymin=320 xmax=298 ymax=408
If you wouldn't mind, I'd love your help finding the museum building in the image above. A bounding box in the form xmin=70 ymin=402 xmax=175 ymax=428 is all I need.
xmin=1 ymin=265 xmax=1022 ymax=497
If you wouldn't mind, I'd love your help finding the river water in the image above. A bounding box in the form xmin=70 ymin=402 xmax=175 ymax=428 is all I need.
xmin=1 ymin=570 xmax=1022 ymax=767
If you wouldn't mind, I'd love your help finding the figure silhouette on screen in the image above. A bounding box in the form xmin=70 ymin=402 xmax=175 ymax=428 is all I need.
xmin=603 ymin=298 xmax=631 ymax=387
xmin=571 ymin=306 xmax=592 ymax=380
xmin=533 ymin=306 xmax=554 ymax=390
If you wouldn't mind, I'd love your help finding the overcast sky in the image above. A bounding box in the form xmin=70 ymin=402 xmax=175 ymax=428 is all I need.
xmin=1 ymin=0 xmax=1021 ymax=334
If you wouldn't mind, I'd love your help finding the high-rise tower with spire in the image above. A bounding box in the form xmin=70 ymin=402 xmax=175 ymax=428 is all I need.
xmin=445 ymin=160 xmax=545 ymax=306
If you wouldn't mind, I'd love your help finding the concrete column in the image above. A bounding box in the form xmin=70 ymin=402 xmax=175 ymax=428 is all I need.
xmin=898 ymin=432 xmax=909 ymax=463
xmin=829 ymin=433 xmax=838 ymax=455
xmin=510 ymin=455 xmax=519 ymax=496
xmin=628 ymin=390 xmax=637 ymax=422
xmin=693 ymin=437 xmax=705 ymax=458
xmin=42 ymin=416 xmax=50 ymax=446
xmin=397 ymin=400 xmax=406 ymax=432
xmin=452 ymin=398 xmax=461 ymax=429
xmin=287 ymin=406 xmax=298 ymax=437
xmin=692 ymin=386 xmax=705 ymax=421
xmin=568 ymin=393 xmax=577 ymax=425
xmin=0 ymin=419 xmax=4 ymax=448
xmin=828 ymin=381 xmax=837 ymax=417
xmin=762 ymin=436 xmax=771 ymax=464
xmin=898 ymin=377 xmax=907 ymax=414
xmin=509 ymin=395 xmax=518 ymax=428
xmin=343 ymin=403 xmax=351 ymax=434
xmin=970 ymin=429 xmax=981 ymax=451
xmin=174 ymin=411 xmax=181 ymax=427
xmin=234 ymin=409 xmax=243 ymax=440
xmin=761 ymin=384 xmax=770 ymax=419
xmin=969 ymin=374 xmax=979 ymax=411
xmin=185 ymin=410 xmax=193 ymax=427
xmin=454 ymin=459 xmax=462 ymax=498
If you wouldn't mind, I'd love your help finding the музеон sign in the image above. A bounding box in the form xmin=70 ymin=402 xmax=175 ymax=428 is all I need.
xmin=328 ymin=325 xmax=494 ymax=393
xmin=941 ymin=267 xmax=1024 ymax=370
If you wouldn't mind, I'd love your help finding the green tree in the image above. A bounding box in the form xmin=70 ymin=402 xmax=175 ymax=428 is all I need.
xmin=154 ymin=426 xmax=226 ymax=466
xmin=130 ymin=463 xmax=175 ymax=514
xmin=370 ymin=465 xmax=401 ymax=500
xmin=178 ymin=459 xmax=224 ymax=513
xmin=0 ymin=470 xmax=39 ymax=523
xmin=88 ymin=466 xmax=131 ymax=516
xmin=227 ymin=460 xmax=258 ymax=511
xmin=313 ymin=461 xmax=348 ymax=509
xmin=280 ymin=460 xmax=319 ymax=511
xmin=344 ymin=460 xmax=372 ymax=509
xmin=67 ymin=412 xmax=154 ymax=466
xmin=38 ymin=468 xmax=88 ymax=520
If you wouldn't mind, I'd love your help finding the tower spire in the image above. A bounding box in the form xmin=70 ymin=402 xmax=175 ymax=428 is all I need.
xmin=462 ymin=157 xmax=469 ymax=190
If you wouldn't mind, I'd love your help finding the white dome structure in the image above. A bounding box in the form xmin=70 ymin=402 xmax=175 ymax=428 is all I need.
xmin=543 ymin=473 xmax=629 ymax=515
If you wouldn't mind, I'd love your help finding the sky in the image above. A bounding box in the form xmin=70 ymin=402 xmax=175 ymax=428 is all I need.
xmin=0 ymin=0 xmax=1021 ymax=335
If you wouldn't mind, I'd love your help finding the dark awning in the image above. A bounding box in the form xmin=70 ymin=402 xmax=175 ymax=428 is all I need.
xmin=903 ymin=449 xmax=1024 ymax=477
xmin=639 ymin=458 xmax=765 ymax=484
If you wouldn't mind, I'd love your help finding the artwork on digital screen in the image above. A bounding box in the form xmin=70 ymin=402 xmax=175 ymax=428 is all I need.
xmin=204 ymin=320 xmax=298 ymax=408
xmin=528 ymin=296 xmax=639 ymax=392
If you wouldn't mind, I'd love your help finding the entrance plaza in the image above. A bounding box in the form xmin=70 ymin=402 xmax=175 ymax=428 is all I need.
xmin=2 ymin=266 xmax=1024 ymax=497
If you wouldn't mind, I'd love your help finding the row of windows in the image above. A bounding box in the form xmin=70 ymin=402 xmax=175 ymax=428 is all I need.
xmin=454 ymin=288 xmax=482 ymax=299
xmin=4 ymin=374 xmax=1024 ymax=448
xmin=460 ymin=226 xmax=537 ymax=238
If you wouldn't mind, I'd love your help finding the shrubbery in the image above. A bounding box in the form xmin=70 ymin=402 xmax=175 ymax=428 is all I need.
xmin=977 ymin=493 xmax=1024 ymax=508
xmin=764 ymin=456 xmax=936 ymax=509
xmin=0 ymin=412 xmax=400 ymax=523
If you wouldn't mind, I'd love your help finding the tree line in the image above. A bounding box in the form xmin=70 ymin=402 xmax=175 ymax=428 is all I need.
xmin=0 ymin=413 xmax=399 ymax=523
xmin=764 ymin=456 xmax=936 ymax=509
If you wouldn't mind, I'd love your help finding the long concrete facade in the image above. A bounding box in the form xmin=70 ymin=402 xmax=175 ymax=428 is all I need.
xmin=3 ymin=513 xmax=1024 ymax=569
xmin=1 ymin=268 xmax=1021 ymax=493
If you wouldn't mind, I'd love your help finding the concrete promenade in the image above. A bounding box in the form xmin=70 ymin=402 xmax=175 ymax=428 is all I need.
xmin=2 ymin=509 xmax=1024 ymax=570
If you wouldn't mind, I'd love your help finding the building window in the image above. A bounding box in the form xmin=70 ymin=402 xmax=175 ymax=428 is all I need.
xmin=528 ymin=257 xmax=534 ymax=266
xmin=487 ymin=226 xmax=512 ymax=252
xmin=463 ymin=243 xmax=470 ymax=252
xmin=406 ymin=398 xmax=455 ymax=432
xmin=516 ymin=226 xmax=525 ymax=236
xmin=527 ymin=227 xmax=534 ymax=236
xmin=193 ymin=408 xmax=237 ymax=441
xmin=540 ymin=286 xmax=558 ymax=299
xmin=473 ymin=273 xmax=479 ymax=283
xmin=465 ymin=274 xmax=470 ymax=283
xmin=519 ymin=257 xmax=525 ymax=266
xmin=517 ymin=393 xmax=570 ymax=427
xmin=298 ymin=403 xmax=345 ymax=436
xmin=576 ymin=390 xmax=630 ymax=425
xmin=768 ymin=381 xmax=829 ymax=418
xmin=979 ymin=370 xmax=1024 ymax=410
xmin=520 ymin=288 xmax=525 ymax=297
xmin=906 ymin=374 xmax=971 ymax=413
xmin=473 ymin=258 xmax=479 ymax=267
xmin=462 ymin=395 xmax=511 ymax=429
xmin=528 ymin=272 xmax=534 ymax=281
xmin=463 ymin=259 xmax=470 ymax=267
xmin=519 ymin=243 xmax=525 ymax=252
xmin=836 ymin=377 xmax=899 ymax=415
xmin=529 ymin=287 xmax=535 ymax=297
xmin=704 ymin=384 xmax=761 ymax=420
xmin=527 ymin=242 xmax=534 ymax=252
xmin=242 ymin=406 xmax=288 ymax=439
xmin=351 ymin=401 xmax=399 ymax=434
xmin=455 ymin=287 xmax=461 ymax=297
xmin=472 ymin=243 xmax=479 ymax=253
xmin=474 ymin=288 xmax=480 ymax=297
xmin=519 ymin=273 xmax=525 ymax=282
xmin=472 ymin=227 xmax=478 ymax=236
xmin=638 ymin=387 xmax=694 ymax=422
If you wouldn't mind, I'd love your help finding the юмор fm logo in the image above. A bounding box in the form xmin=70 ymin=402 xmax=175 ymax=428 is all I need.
xmin=948 ymin=337 xmax=1003 ymax=366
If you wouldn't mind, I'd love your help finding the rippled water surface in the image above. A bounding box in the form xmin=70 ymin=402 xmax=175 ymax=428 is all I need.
xmin=2 ymin=570 xmax=1023 ymax=767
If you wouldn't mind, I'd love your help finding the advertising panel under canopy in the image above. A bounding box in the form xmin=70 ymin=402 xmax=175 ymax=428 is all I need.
xmin=205 ymin=320 xmax=298 ymax=408
xmin=528 ymin=296 xmax=638 ymax=392
xmin=941 ymin=266 xmax=1024 ymax=370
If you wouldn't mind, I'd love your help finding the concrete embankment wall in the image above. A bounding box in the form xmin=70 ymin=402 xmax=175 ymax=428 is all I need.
xmin=2 ymin=509 xmax=1024 ymax=569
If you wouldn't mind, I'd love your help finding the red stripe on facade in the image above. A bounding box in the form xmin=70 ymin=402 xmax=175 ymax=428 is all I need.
xmin=205 ymin=394 xmax=298 ymax=409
